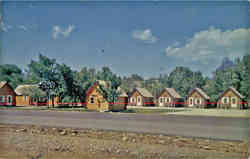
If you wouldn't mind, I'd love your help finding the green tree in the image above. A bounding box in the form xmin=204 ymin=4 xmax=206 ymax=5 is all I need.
xmin=0 ymin=64 xmax=24 ymax=88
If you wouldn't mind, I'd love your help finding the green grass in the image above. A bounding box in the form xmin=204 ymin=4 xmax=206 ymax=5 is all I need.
xmin=0 ymin=105 xmax=96 ymax=112
xmin=121 ymin=108 xmax=190 ymax=114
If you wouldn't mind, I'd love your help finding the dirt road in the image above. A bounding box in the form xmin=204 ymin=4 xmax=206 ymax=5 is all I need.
xmin=0 ymin=110 xmax=249 ymax=141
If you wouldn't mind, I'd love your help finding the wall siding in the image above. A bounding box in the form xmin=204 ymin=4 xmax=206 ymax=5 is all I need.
xmin=186 ymin=91 xmax=208 ymax=108
xmin=217 ymin=89 xmax=243 ymax=109
xmin=86 ymin=86 xmax=110 ymax=111
xmin=0 ymin=84 xmax=16 ymax=106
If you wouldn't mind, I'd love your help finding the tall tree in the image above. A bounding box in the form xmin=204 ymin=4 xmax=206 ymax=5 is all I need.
xmin=26 ymin=54 xmax=61 ymax=107
xmin=0 ymin=64 xmax=24 ymax=88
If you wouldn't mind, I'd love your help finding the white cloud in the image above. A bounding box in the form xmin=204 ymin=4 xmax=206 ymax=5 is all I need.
xmin=165 ymin=27 xmax=250 ymax=66
xmin=18 ymin=25 xmax=28 ymax=31
xmin=0 ymin=22 xmax=12 ymax=32
xmin=132 ymin=29 xmax=158 ymax=43
xmin=52 ymin=25 xmax=61 ymax=39
xmin=52 ymin=25 xmax=75 ymax=39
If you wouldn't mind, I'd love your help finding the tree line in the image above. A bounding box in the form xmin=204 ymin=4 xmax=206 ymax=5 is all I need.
xmin=0 ymin=53 xmax=249 ymax=104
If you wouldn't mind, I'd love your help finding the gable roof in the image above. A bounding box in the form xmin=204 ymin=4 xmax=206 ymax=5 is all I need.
xmin=0 ymin=81 xmax=7 ymax=89
xmin=162 ymin=88 xmax=182 ymax=99
xmin=189 ymin=88 xmax=210 ymax=100
xmin=85 ymin=82 xmax=99 ymax=98
xmin=85 ymin=81 xmax=108 ymax=99
xmin=15 ymin=84 xmax=39 ymax=96
xmin=134 ymin=87 xmax=153 ymax=98
xmin=219 ymin=87 xmax=245 ymax=99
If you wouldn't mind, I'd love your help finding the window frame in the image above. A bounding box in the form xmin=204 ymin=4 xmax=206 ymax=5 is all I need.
xmin=0 ymin=96 xmax=5 ymax=103
xmin=90 ymin=96 xmax=94 ymax=104
xmin=189 ymin=97 xmax=193 ymax=105
xmin=7 ymin=95 xmax=12 ymax=103
xmin=223 ymin=97 xmax=228 ymax=104
xmin=231 ymin=97 xmax=237 ymax=104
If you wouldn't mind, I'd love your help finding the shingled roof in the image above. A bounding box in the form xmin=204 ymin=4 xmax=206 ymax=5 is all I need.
xmin=192 ymin=88 xmax=210 ymax=100
xmin=219 ymin=87 xmax=245 ymax=99
xmin=164 ymin=88 xmax=182 ymax=99
xmin=15 ymin=84 xmax=39 ymax=96
xmin=0 ymin=81 xmax=7 ymax=89
xmin=135 ymin=87 xmax=153 ymax=98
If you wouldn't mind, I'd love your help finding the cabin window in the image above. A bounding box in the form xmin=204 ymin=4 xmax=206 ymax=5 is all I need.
xmin=232 ymin=97 xmax=236 ymax=104
xmin=165 ymin=97 xmax=171 ymax=103
xmin=7 ymin=95 xmax=12 ymax=103
xmin=137 ymin=96 xmax=141 ymax=103
xmin=90 ymin=96 xmax=94 ymax=104
xmin=190 ymin=98 xmax=193 ymax=105
xmin=196 ymin=98 xmax=201 ymax=105
xmin=24 ymin=96 xmax=27 ymax=101
xmin=223 ymin=97 xmax=228 ymax=104
xmin=131 ymin=97 xmax=135 ymax=103
xmin=159 ymin=97 xmax=163 ymax=103
xmin=0 ymin=96 xmax=4 ymax=103
xmin=33 ymin=98 xmax=37 ymax=102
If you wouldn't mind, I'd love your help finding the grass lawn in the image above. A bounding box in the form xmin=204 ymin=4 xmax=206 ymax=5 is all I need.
xmin=0 ymin=105 xmax=96 ymax=112
xmin=121 ymin=108 xmax=190 ymax=114
xmin=1 ymin=105 xmax=250 ymax=118
xmin=168 ymin=108 xmax=250 ymax=118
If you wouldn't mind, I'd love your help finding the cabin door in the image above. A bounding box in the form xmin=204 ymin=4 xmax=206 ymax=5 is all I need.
xmin=231 ymin=97 xmax=237 ymax=108
xmin=189 ymin=98 xmax=193 ymax=107
xmin=137 ymin=96 xmax=142 ymax=106
xmin=6 ymin=95 xmax=13 ymax=106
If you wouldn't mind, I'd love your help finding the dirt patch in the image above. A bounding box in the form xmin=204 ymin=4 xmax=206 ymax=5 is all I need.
xmin=0 ymin=124 xmax=248 ymax=159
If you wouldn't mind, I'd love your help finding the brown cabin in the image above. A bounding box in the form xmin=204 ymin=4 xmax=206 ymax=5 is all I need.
xmin=0 ymin=81 xmax=16 ymax=106
xmin=85 ymin=81 xmax=110 ymax=112
xmin=186 ymin=88 xmax=210 ymax=108
xmin=15 ymin=84 xmax=59 ymax=106
xmin=85 ymin=81 xmax=128 ymax=112
xmin=129 ymin=87 xmax=154 ymax=106
xmin=158 ymin=88 xmax=183 ymax=107
xmin=217 ymin=87 xmax=245 ymax=109
xmin=115 ymin=87 xmax=128 ymax=111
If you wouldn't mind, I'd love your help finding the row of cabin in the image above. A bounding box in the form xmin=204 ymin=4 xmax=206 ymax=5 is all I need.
xmin=0 ymin=80 xmax=247 ymax=111
xmin=158 ymin=87 xmax=246 ymax=109
xmin=0 ymin=81 xmax=59 ymax=107
xmin=86 ymin=82 xmax=246 ymax=110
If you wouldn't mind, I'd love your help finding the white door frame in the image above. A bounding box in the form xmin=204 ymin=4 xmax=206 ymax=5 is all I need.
xmin=137 ymin=96 xmax=142 ymax=106
xmin=159 ymin=97 xmax=164 ymax=106
xmin=189 ymin=97 xmax=193 ymax=107
xmin=6 ymin=95 xmax=12 ymax=106
xmin=231 ymin=97 xmax=237 ymax=108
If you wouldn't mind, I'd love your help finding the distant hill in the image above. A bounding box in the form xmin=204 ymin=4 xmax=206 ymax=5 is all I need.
xmin=216 ymin=57 xmax=235 ymax=71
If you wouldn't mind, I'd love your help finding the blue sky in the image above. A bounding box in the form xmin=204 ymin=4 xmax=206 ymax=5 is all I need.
xmin=1 ymin=1 xmax=250 ymax=78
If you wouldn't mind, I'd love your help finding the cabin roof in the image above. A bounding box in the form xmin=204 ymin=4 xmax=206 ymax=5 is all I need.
xmin=135 ymin=87 xmax=153 ymax=98
xmin=164 ymin=88 xmax=182 ymax=99
xmin=190 ymin=88 xmax=210 ymax=100
xmin=15 ymin=84 xmax=39 ymax=96
xmin=0 ymin=81 xmax=7 ymax=89
xmin=219 ymin=87 xmax=245 ymax=99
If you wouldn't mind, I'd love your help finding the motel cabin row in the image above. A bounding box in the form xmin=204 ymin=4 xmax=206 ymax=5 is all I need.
xmin=0 ymin=81 xmax=59 ymax=107
xmin=0 ymin=81 xmax=247 ymax=111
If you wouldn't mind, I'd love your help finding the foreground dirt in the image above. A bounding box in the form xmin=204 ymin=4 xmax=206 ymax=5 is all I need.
xmin=0 ymin=124 xmax=249 ymax=159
